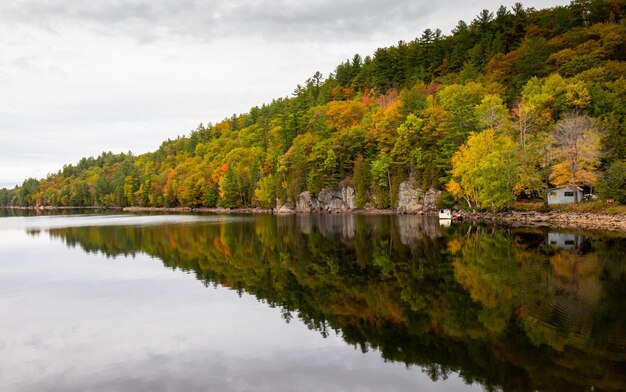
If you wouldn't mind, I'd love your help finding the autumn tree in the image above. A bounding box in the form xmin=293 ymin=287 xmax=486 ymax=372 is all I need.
xmin=549 ymin=113 xmax=603 ymax=201
xmin=447 ymin=129 xmax=519 ymax=209
xmin=255 ymin=174 xmax=277 ymax=208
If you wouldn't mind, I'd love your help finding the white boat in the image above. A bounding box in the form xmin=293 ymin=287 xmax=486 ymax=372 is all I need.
xmin=439 ymin=209 xmax=452 ymax=219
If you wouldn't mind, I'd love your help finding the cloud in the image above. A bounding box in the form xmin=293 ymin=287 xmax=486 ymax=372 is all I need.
xmin=0 ymin=0 xmax=451 ymax=44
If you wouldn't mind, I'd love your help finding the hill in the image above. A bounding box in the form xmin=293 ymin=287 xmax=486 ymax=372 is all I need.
xmin=2 ymin=1 xmax=626 ymax=210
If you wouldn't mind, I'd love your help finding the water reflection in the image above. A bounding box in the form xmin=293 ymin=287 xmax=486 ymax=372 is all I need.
xmin=37 ymin=215 xmax=626 ymax=391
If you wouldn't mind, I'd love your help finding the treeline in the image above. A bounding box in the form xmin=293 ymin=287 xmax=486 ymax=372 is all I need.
xmin=2 ymin=0 xmax=626 ymax=209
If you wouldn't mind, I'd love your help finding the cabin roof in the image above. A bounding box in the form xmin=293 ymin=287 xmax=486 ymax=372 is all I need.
xmin=548 ymin=186 xmax=583 ymax=192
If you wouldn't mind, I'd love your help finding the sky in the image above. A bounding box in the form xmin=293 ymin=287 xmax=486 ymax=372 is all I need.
xmin=0 ymin=0 xmax=570 ymax=188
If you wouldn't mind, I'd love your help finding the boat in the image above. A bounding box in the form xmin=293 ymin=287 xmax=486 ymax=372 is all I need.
xmin=439 ymin=209 xmax=452 ymax=219
xmin=439 ymin=209 xmax=464 ymax=222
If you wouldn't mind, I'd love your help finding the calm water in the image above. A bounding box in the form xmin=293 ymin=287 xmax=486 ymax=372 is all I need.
xmin=0 ymin=212 xmax=625 ymax=391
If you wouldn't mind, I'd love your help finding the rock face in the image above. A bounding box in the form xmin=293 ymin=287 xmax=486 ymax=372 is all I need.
xmin=288 ymin=183 xmax=440 ymax=214
xmin=341 ymin=186 xmax=356 ymax=209
xmin=396 ymin=181 xmax=441 ymax=214
xmin=295 ymin=186 xmax=356 ymax=213
xmin=295 ymin=191 xmax=319 ymax=212
xmin=422 ymin=188 xmax=441 ymax=213
xmin=397 ymin=181 xmax=421 ymax=213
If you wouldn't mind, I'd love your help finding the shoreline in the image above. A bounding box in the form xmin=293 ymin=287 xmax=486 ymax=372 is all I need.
xmin=2 ymin=206 xmax=123 ymax=211
xmin=465 ymin=210 xmax=626 ymax=233
xmin=3 ymin=205 xmax=626 ymax=232
xmin=0 ymin=205 xmax=404 ymax=215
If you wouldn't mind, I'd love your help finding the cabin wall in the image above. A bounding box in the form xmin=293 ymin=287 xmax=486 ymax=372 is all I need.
xmin=547 ymin=188 xmax=584 ymax=204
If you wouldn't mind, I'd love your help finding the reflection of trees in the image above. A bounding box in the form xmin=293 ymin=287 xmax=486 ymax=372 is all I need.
xmin=47 ymin=216 xmax=626 ymax=391
xmin=450 ymin=226 xmax=626 ymax=390
xmin=453 ymin=228 xmax=527 ymax=336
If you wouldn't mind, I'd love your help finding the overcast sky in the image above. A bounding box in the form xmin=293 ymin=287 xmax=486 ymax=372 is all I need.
xmin=0 ymin=0 xmax=569 ymax=188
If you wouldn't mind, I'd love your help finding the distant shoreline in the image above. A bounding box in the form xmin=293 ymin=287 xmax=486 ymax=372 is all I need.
xmin=0 ymin=205 xmax=400 ymax=215
xmin=3 ymin=205 xmax=626 ymax=232
xmin=1 ymin=206 xmax=123 ymax=211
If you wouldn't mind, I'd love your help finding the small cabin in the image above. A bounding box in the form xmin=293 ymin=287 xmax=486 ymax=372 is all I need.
xmin=547 ymin=187 xmax=584 ymax=205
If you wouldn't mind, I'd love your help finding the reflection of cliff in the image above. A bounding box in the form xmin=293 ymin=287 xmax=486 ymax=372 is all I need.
xmin=46 ymin=216 xmax=626 ymax=391
xmin=293 ymin=214 xmax=442 ymax=244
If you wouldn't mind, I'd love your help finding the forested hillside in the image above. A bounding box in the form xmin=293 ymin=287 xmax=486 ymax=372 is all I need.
xmin=2 ymin=1 xmax=626 ymax=210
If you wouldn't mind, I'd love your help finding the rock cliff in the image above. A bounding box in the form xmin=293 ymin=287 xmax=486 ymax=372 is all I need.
xmin=396 ymin=180 xmax=441 ymax=214
xmin=287 ymin=182 xmax=440 ymax=214
xmin=296 ymin=187 xmax=356 ymax=213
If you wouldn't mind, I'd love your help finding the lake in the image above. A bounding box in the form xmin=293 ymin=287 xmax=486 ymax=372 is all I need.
xmin=0 ymin=211 xmax=624 ymax=391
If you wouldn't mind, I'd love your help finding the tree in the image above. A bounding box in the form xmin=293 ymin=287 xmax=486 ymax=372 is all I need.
xmin=352 ymin=155 xmax=371 ymax=208
xmin=0 ymin=188 xmax=9 ymax=206
xmin=474 ymin=94 xmax=509 ymax=131
xmin=436 ymin=83 xmax=488 ymax=181
xmin=371 ymin=152 xmax=393 ymax=208
xmin=322 ymin=149 xmax=339 ymax=188
xmin=511 ymin=101 xmax=540 ymax=149
xmin=596 ymin=160 xmax=626 ymax=203
xmin=371 ymin=152 xmax=392 ymax=190
xmin=391 ymin=114 xmax=422 ymax=168
xmin=515 ymin=37 xmax=550 ymax=84
xmin=447 ymin=129 xmax=519 ymax=209
xmin=19 ymin=178 xmax=40 ymax=206
xmin=549 ymin=113 xmax=603 ymax=202
xmin=219 ymin=165 xmax=239 ymax=207
xmin=255 ymin=174 xmax=277 ymax=208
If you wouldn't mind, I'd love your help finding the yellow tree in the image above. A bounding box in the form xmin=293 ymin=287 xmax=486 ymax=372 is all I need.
xmin=447 ymin=129 xmax=519 ymax=210
xmin=549 ymin=113 xmax=603 ymax=202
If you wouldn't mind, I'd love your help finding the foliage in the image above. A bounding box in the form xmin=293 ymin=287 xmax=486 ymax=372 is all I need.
xmin=448 ymin=129 xmax=519 ymax=209
xmin=596 ymin=160 xmax=626 ymax=203
xmin=549 ymin=113 xmax=603 ymax=199
xmin=2 ymin=2 xmax=626 ymax=209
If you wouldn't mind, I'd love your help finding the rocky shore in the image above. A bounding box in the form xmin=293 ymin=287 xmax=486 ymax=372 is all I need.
xmin=466 ymin=210 xmax=626 ymax=232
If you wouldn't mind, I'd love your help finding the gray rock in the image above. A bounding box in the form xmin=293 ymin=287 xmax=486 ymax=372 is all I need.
xmin=397 ymin=181 xmax=422 ymax=213
xmin=317 ymin=188 xmax=352 ymax=213
xmin=342 ymin=186 xmax=356 ymax=210
xmin=317 ymin=189 xmax=340 ymax=206
xmin=295 ymin=191 xmax=319 ymax=212
xmin=421 ymin=188 xmax=441 ymax=213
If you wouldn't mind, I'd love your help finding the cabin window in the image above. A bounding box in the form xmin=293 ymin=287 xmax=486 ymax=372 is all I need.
xmin=564 ymin=191 xmax=574 ymax=197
